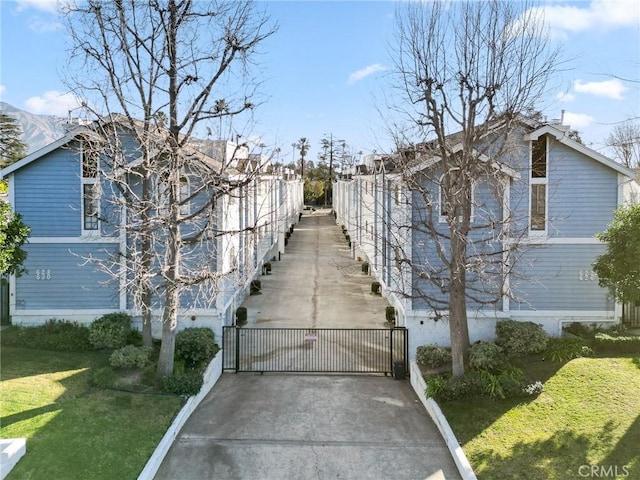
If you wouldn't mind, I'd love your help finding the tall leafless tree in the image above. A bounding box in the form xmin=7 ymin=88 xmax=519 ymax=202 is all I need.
xmin=387 ymin=0 xmax=563 ymax=376
xmin=606 ymin=121 xmax=640 ymax=169
xmin=64 ymin=0 xmax=276 ymax=377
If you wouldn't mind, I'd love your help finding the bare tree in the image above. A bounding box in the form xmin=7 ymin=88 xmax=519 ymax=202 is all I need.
xmin=606 ymin=122 xmax=640 ymax=169
xmin=387 ymin=0 xmax=563 ymax=376
xmin=64 ymin=0 xmax=276 ymax=377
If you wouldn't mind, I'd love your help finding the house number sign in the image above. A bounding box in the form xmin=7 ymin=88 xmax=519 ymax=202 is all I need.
xmin=578 ymin=270 xmax=597 ymax=281
xmin=36 ymin=269 xmax=52 ymax=280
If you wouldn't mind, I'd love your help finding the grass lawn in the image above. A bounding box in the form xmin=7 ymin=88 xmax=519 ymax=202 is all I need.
xmin=441 ymin=356 xmax=640 ymax=480
xmin=0 ymin=347 xmax=185 ymax=480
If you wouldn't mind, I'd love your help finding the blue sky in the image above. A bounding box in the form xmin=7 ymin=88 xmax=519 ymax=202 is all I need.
xmin=1 ymin=0 xmax=638 ymax=163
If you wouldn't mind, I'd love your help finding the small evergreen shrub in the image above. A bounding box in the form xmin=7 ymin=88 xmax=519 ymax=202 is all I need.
xmin=371 ymin=281 xmax=381 ymax=294
xmin=385 ymin=306 xmax=396 ymax=324
xmin=495 ymin=320 xmax=548 ymax=357
xmin=544 ymin=337 xmax=594 ymax=362
xmin=92 ymin=367 xmax=117 ymax=388
xmin=469 ymin=341 xmax=505 ymax=371
xmin=88 ymin=312 xmax=132 ymax=349
xmin=1 ymin=320 xmax=92 ymax=351
xmin=161 ymin=372 xmax=204 ymax=396
xmin=109 ymin=345 xmax=154 ymax=369
xmin=175 ymin=327 xmax=217 ymax=369
xmin=362 ymin=262 xmax=369 ymax=274
xmin=563 ymin=322 xmax=597 ymax=339
xmin=250 ymin=280 xmax=261 ymax=295
xmin=236 ymin=307 xmax=248 ymax=325
xmin=426 ymin=366 xmax=529 ymax=402
xmin=593 ymin=333 xmax=640 ymax=354
xmin=416 ymin=344 xmax=452 ymax=369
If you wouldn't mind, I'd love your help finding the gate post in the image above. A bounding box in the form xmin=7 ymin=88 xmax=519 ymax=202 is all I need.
xmin=234 ymin=326 xmax=240 ymax=373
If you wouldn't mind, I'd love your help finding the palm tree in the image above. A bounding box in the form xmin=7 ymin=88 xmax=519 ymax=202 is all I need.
xmin=295 ymin=137 xmax=310 ymax=177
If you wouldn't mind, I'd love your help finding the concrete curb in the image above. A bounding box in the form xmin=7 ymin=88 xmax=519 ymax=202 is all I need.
xmin=409 ymin=361 xmax=478 ymax=480
xmin=137 ymin=352 xmax=224 ymax=480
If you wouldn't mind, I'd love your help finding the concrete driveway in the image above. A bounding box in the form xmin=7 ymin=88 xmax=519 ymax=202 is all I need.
xmin=153 ymin=210 xmax=462 ymax=480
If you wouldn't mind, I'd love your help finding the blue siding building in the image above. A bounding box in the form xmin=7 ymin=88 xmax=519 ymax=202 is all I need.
xmin=334 ymin=118 xmax=639 ymax=354
xmin=1 ymin=124 xmax=303 ymax=337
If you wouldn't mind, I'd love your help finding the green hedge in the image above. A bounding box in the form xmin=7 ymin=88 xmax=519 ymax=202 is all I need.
xmin=1 ymin=320 xmax=92 ymax=351
xmin=593 ymin=333 xmax=640 ymax=354
xmin=496 ymin=320 xmax=548 ymax=357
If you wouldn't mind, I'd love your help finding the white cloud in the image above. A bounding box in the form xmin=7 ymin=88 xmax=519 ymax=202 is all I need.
xmin=27 ymin=17 xmax=63 ymax=33
xmin=347 ymin=64 xmax=387 ymax=85
xmin=574 ymin=79 xmax=627 ymax=100
xmin=0 ymin=85 xmax=6 ymax=98
xmin=531 ymin=0 xmax=640 ymax=37
xmin=563 ymin=112 xmax=595 ymax=129
xmin=24 ymin=91 xmax=84 ymax=116
xmin=15 ymin=0 xmax=59 ymax=13
xmin=556 ymin=91 xmax=575 ymax=102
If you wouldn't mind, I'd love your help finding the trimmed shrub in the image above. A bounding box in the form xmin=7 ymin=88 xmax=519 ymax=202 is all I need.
xmin=175 ymin=327 xmax=217 ymax=369
xmin=1 ymin=320 xmax=92 ymax=351
xmin=92 ymin=367 xmax=117 ymax=388
xmin=88 ymin=312 xmax=132 ymax=350
xmin=371 ymin=281 xmax=381 ymax=294
xmin=109 ymin=345 xmax=154 ymax=369
xmin=250 ymin=280 xmax=261 ymax=295
xmin=544 ymin=337 xmax=594 ymax=362
xmin=236 ymin=307 xmax=248 ymax=325
xmin=426 ymin=366 xmax=529 ymax=402
xmin=385 ymin=306 xmax=396 ymax=324
xmin=495 ymin=320 xmax=548 ymax=357
xmin=362 ymin=262 xmax=369 ymax=274
xmin=416 ymin=344 xmax=452 ymax=369
xmin=593 ymin=333 xmax=640 ymax=354
xmin=469 ymin=341 xmax=505 ymax=372
xmin=161 ymin=372 xmax=203 ymax=396
xmin=563 ymin=322 xmax=598 ymax=339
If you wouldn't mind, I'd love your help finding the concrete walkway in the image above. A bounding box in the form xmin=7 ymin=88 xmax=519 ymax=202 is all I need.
xmin=153 ymin=210 xmax=462 ymax=480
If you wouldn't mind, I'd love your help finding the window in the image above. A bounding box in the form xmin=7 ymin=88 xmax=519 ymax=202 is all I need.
xmin=530 ymin=184 xmax=546 ymax=231
xmin=81 ymin=143 xmax=99 ymax=232
xmin=439 ymin=169 xmax=463 ymax=218
xmin=179 ymin=177 xmax=190 ymax=217
xmin=531 ymin=137 xmax=547 ymax=178
xmin=83 ymin=184 xmax=99 ymax=230
xmin=530 ymin=136 xmax=548 ymax=233
xmin=156 ymin=177 xmax=190 ymax=217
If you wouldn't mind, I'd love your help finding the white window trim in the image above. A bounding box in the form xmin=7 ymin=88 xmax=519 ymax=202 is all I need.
xmin=529 ymin=136 xmax=548 ymax=236
xmin=81 ymin=143 xmax=100 ymax=235
xmin=438 ymin=171 xmax=475 ymax=224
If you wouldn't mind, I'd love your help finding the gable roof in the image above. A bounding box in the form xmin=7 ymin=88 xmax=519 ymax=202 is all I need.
xmin=525 ymin=124 xmax=637 ymax=178
xmin=0 ymin=125 xmax=86 ymax=178
xmin=0 ymin=118 xmax=228 ymax=179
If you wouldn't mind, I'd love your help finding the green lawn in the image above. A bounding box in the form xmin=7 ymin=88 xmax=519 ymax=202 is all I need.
xmin=441 ymin=356 xmax=640 ymax=480
xmin=0 ymin=347 xmax=184 ymax=480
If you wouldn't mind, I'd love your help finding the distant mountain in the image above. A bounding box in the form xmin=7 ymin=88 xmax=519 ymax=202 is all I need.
xmin=0 ymin=102 xmax=68 ymax=155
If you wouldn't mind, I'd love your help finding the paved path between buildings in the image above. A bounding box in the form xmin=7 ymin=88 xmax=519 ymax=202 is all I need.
xmin=153 ymin=209 xmax=462 ymax=480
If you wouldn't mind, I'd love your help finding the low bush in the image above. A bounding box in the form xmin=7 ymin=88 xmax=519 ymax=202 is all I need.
xmin=371 ymin=281 xmax=381 ymax=294
xmin=236 ymin=307 xmax=248 ymax=325
xmin=544 ymin=337 xmax=594 ymax=362
xmin=469 ymin=341 xmax=505 ymax=372
xmin=1 ymin=320 xmax=92 ymax=351
xmin=593 ymin=333 xmax=640 ymax=354
xmin=416 ymin=344 xmax=452 ymax=369
xmin=109 ymin=345 xmax=154 ymax=369
xmin=385 ymin=306 xmax=396 ymax=324
xmin=426 ymin=365 xmax=531 ymax=402
xmin=495 ymin=320 xmax=548 ymax=357
xmin=175 ymin=327 xmax=217 ymax=369
xmin=91 ymin=366 xmax=117 ymax=388
xmin=88 ymin=312 xmax=133 ymax=350
xmin=563 ymin=322 xmax=598 ymax=339
xmin=160 ymin=372 xmax=204 ymax=396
